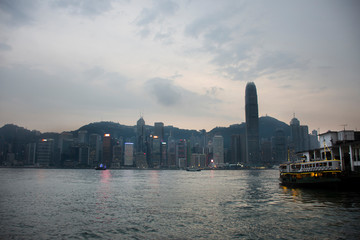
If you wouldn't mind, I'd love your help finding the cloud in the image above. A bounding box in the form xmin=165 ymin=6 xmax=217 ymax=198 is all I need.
xmin=0 ymin=43 xmax=12 ymax=51
xmin=144 ymin=77 xmax=222 ymax=117
xmin=205 ymin=87 xmax=224 ymax=96
xmin=134 ymin=0 xmax=179 ymax=43
xmin=0 ymin=65 xmax=134 ymax=114
xmin=0 ymin=0 xmax=37 ymax=26
xmin=51 ymin=0 xmax=114 ymax=17
xmin=144 ymin=78 xmax=181 ymax=106
xmin=135 ymin=0 xmax=179 ymax=27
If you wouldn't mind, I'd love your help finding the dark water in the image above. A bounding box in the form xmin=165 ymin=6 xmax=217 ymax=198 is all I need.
xmin=1 ymin=169 xmax=359 ymax=239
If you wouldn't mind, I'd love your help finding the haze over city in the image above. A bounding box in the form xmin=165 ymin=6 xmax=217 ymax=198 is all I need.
xmin=0 ymin=0 xmax=359 ymax=133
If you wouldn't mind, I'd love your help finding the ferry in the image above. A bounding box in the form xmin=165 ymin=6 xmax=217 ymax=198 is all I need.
xmin=279 ymin=159 xmax=342 ymax=187
xmin=279 ymin=140 xmax=344 ymax=187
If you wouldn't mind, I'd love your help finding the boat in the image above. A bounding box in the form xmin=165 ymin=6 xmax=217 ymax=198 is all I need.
xmin=279 ymin=159 xmax=342 ymax=187
xmin=279 ymin=141 xmax=343 ymax=188
xmin=95 ymin=163 xmax=107 ymax=170
xmin=186 ymin=167 xmax=201 ymax=172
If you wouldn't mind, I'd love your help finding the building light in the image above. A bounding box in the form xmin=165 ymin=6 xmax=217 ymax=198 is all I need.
xmin=42 ymin=139 xmax=47 ymax=142
xmin=104 ymin=134 xmax=110 ymax=137
xmin=153 ymin=135 xmax=159 ymax=139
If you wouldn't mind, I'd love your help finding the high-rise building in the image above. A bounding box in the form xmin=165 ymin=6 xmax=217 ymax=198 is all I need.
xmin=231 ymin=134 xmax=246 ymax=164
xmin=176 ymin=139 xmax=187 ymax=168
xmin=112 ymin=144 xmax=122 ymax=168
xmin=25 ymin=143 xmax=36 ymax=165
xmin=124 ymin=143 xmax=134 ymax=166
xmin=167 ymin=134 xmax=177 ymax=167
xmin=78 ymin=130 xmax=88 ymax=144
xmin=89 ymin=134 xmax=101 ymax=167
xmin=78 ymin=145 xmax=89 ymax=166
xmin=154 ymin=122 xmax=164 ymax=141
xmin=290 ymin=116 xmax=311 ymax=153
xmin=161 ymin=142 xmax=167 ymax=167
xmin=212 ymin=134 xmax=224 ymax=166
xmin=273 ymin=128 xmax=287 ymax=164
xmin=245 ymin=82 xmax=260 ymax=166
xmin=150 ymin=135 xmax=161 ymax=168
xmin=102 ymin=134 xmax=112 ymax=167
xmin=309 ymin=130 xmax=320 ymax=150
xmin=36 ymin=139 xmax=54 ymax=167
xmin=136 ymin=117 xmax=146 ymax=153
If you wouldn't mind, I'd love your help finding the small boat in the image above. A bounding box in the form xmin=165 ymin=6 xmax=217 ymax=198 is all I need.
xmin=186 ymin=167 xmax=201 ymax=172
xmin=95 ymin=163 xmax=107 ymax=170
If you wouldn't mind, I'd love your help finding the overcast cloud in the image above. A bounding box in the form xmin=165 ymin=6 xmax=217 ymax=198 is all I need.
xmin=0 ymin=0 xmax=359 ymax=132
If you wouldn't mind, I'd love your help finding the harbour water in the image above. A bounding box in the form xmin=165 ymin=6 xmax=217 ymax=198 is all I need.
xmin=1 ymin=169 xmax=359 ymax=239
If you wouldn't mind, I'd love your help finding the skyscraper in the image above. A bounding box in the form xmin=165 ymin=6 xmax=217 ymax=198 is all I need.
xmin=154 ymin=122 xmax=164 ymax=141
xmin=124 ymin=143 xmax=134 ymax=166
xmin=102 ymin=134 xmax=112 ymax=167
xmin=136 ymin=117 xmax=146 ymax=153
xmin=36 ymin=139 xmax=54 ymax=167
xmin=245 ymin=82 xmax=260 ymax=166
xmin=212 ymin=134 xmax=224 ymax=166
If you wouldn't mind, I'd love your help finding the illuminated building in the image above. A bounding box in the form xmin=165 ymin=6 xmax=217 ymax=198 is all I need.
xmin=161 ymin=142 xmax=167 ymax=167
xmin=124 ymin=143 xmax=134 ymax=166
xmin=102 ymin=134 xmax=112 ymax=167
xmin=150 ymin=135 xmax=161 ymax=168
xmin=245 ymin=82 xmax=260 ymax=166
xmin=36 ymin=139 xmax=54 ymax=167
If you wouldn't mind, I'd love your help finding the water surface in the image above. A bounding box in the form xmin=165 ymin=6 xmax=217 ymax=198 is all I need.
xmin=0 ymin=169 xmax=359 ymax=239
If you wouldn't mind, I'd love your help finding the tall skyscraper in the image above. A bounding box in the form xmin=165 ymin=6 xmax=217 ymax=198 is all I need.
xmin=102 ymin=134 xmax=112 ymax=167
xmin=136 ymin=117 xmax=146 ymax=153
xmin=245 ymin=82 xmax=260 ymax=166
xmin=154 ymin=122 xmax=164 ymax=141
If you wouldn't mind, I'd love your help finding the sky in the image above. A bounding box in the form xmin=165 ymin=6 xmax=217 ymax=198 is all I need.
xmin=0 ymin=0 xmax=359 ymax=133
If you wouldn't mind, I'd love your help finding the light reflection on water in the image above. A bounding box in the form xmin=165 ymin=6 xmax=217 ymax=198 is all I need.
xmin=0 ymin=169 xmax=359 ymax=239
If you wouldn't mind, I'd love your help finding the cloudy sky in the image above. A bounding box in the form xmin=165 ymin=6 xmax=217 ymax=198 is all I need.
xmin=0 ymin=0 xmax=359 ymax=133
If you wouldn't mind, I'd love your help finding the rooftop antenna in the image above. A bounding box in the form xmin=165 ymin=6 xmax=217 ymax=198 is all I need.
xmin=340 ymin=124 xmax=347 ymax=131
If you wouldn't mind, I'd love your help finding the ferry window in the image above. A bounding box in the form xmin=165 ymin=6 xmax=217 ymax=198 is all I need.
xmin=329 ymin=162 xmax=332 ymax=166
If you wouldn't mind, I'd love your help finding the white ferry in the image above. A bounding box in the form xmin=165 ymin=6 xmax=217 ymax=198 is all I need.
xmin=279 ymin=159 xmax=342 ymax=187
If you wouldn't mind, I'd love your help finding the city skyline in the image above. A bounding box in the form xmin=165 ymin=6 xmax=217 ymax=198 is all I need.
xmin=1 ymin=1 xmax=359 ymax=133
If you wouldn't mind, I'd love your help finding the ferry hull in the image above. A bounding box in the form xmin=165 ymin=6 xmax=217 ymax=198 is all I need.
xmin=280 ymin=172 xmax=360 ymax=189
xmin=280 ymin=172 xmax=341 ymax=188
